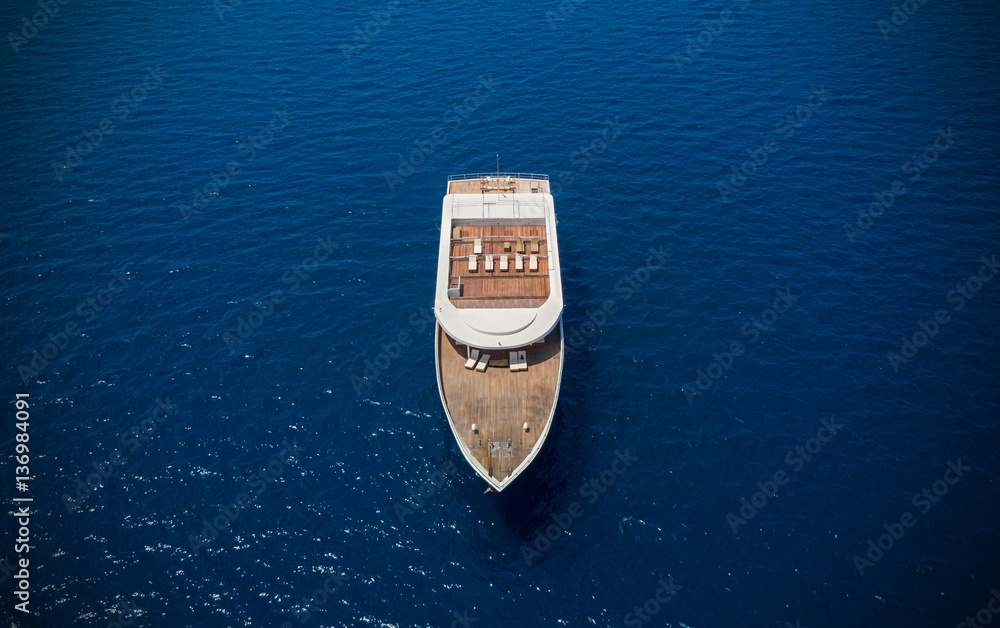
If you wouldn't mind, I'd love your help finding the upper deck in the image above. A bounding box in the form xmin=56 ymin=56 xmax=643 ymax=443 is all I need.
xmin=447 ymin=173 xmax=551 ymax=195
xmin=434 ymin=174 xmax=563 ymax=350
xmin=447 ymin=223 xmax=550 ymax=309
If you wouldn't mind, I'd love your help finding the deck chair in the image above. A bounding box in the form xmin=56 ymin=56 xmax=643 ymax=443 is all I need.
xmin=531 ymin=239 xmax=540 ymax=254
xmin=474 ymin=238 xmax=482 ymax=254
xmin=475 ymin=354 xmax=491 ymax=372
xmin=529 ymin=255 xmax=538 ymax=271
xmin=518 ymin=350 xmax=527 ymax=371
xmin=509 ymin=351 xmax=519 ymax=370
xmin=464 ymin=348 xmax=480 ymax=370
xmin=500 ymin=255 xmax=509 ymax=272
xmin=485 ymin=255 xmax=494 ymax=272
xmin=515 ymin=254 xmax=524 ymax=271
xmin=468 ymin=255 xmax=477 ymax=272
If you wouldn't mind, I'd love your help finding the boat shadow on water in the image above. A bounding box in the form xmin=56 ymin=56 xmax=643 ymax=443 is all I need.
xmin=467 ymin=353 xmax=606 ymax=550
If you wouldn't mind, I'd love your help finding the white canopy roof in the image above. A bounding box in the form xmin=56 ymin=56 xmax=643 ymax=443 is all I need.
xmin=434 ymin=193 xmax=563 ymax=349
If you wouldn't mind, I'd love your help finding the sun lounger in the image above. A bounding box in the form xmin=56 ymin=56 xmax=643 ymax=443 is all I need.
xmin=531 ymin=239 xmax=540 ymax=254
xmin=475 ymin=354 xmax=490 ymax=372
xmin=485 ymin=255 xmax=494 ymax=272
xmin=465 ymin=348 xmax=480 ymax=370
xmin=508 ymin=351 xmax=528 ymax=371
xmin=474 ymin=238 xmax=482 ymax=254
xmin=529 ymin=255 xmax=538 ymax=271
xmin=468 ymin=255 xmax=477 ymax=272
xmin=515 ymin=254 xmax=524 ymax=271
xmin=500 ymin=255 xmax=509 ymax=271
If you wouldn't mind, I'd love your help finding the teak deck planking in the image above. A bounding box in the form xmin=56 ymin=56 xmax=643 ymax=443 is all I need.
xmin=449 ymin=224 xmax=550 ymax=308
xmin=447 ymin=178 xmax=551 ymax=195
xmin=438 ymin=325 xmax=561 ymax=483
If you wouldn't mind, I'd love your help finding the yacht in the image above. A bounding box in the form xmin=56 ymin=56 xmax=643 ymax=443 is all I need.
xmin=433 ymin=173 xmax=564 ymax=491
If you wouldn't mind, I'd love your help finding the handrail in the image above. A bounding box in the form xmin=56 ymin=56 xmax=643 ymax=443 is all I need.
xmin=451 ymin=236 xmax=547 ymax=241
xmin=448 ymin=172 xmax=549 ymax=181
xmin=449 ymin=255 xmax=550 ymax=260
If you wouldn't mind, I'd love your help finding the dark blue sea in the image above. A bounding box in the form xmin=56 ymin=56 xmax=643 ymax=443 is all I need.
xmin=2 ymin=0 xmax=999 ymax=626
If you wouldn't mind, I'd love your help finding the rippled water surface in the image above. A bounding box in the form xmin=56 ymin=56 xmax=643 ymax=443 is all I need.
xmin=1 ymin=0 xmax=999 ymax=626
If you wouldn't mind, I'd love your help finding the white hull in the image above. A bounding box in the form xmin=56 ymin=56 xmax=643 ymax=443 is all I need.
xmin=432 ymin=173 xmax=563 ymax=491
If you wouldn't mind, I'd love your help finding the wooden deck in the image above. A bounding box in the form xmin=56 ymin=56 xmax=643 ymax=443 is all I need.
xmin=449 ymin=224 xmax=549 ymax=308
xmin=448 ymin=178 xmax=551 ymax=194
xmin=438 ymin=324 xmax=561 ymax=485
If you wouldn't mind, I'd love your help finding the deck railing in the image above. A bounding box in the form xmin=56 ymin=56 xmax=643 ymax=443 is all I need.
xmin=448 ymin=172 xmax=549 ymax=181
